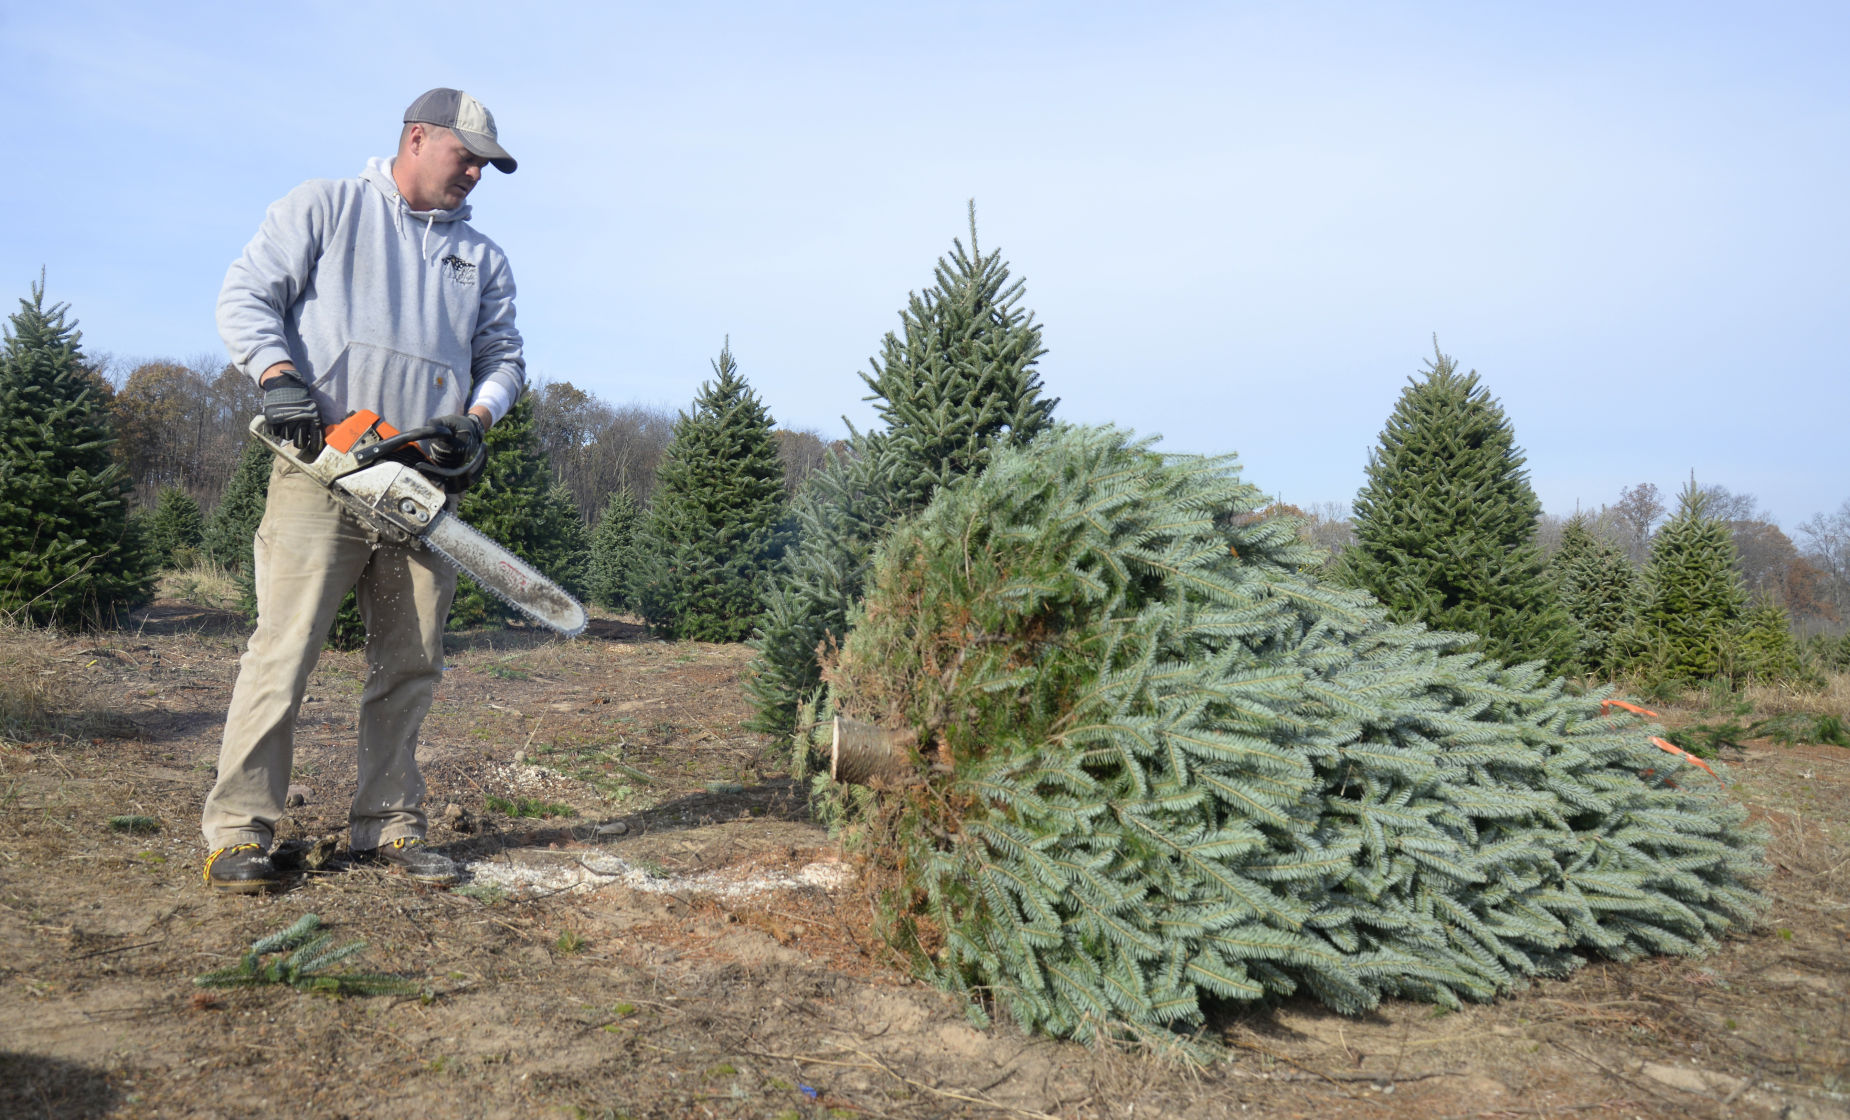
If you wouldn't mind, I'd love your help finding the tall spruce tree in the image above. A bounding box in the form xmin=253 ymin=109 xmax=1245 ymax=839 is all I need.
xmin=818 ymin=424 xmax=1762 ymax=1044
xmin=1339 ymin=342 xmax=1572 ymax=670
xmin=630 ymin=343 xmax=788 ymax=641
xmin=748 ymin=205 xmax=1056 ymax=740
xmin=587 ymin=489 xmax=642 ymax=610
xmin=451 ymin=396 xmax=591 ymax=628
xmin=1551 ymin=514 xmax=1637 ymax=677
xmin=1621 ymin=481 xmax=1747 ymax=681
xmin=143 ymin=486 xmax=206 ymax=569
xmin=0 ymin=281 xmax=153 ymax=625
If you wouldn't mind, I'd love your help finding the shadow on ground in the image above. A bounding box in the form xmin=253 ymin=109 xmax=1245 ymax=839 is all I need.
xmin=0 ymin=1051 xmax=120 ymax=1119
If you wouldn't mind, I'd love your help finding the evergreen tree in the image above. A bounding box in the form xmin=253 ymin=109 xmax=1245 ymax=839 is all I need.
xmin=144 ymin=486 xmax=206 ymax=569
xmin=819 ymin=424 xmax=1762 ymax=1044
xmin=1728 ymin=594 xmax=1800 ymax=683
xmin=1550 ymin=514 xmax=1637 ymax=676
xmin=1622 ymin=481 xmax=1747 ymax=681
xmin=0 ymin=280 xmax=153 ymax=625
xmin=450 ymin=396 xmax=591 ymax=628
xmin=1338 ymin=342 xmax=1573 ymax=670
xmin=748 ymin=205 xmax=1056 ymax=739
xmin=587 ymin=489 xmax=642 ymax=610
xmin=630 ymin=343 xmax=788 ymax=641
xmin=204 ymin=436 xmax=271 ymax=576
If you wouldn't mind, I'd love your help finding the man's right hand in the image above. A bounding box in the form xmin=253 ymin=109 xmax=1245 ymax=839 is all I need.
xmin=261 ymin=369 xmax=322 ymax=454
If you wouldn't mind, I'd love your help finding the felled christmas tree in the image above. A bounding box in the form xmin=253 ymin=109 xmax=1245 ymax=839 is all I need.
xmin=818 ymin=425 xmax=1762 ymax=1044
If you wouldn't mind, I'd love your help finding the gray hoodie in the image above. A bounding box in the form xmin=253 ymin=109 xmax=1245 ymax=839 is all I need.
xmin=217 ymin=156 xmax=525 ymax=429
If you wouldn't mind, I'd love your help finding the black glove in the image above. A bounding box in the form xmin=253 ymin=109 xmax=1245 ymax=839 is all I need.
xmin=428 ymin=412 xmax=486 ymax=492
xmin=262 ymin=370 xmax=322 ymax=454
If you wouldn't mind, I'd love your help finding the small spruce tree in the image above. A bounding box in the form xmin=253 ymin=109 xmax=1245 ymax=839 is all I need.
xmin=630 ymin=342 xmax=788 ymax=641
xmin=1551 ymin=514 xmax=1638 ymax=676
xmin=1622 ymin=481 xmax=1747 ymax=681
xmin=1729 ymin=594 xmax=1801 ymax=683
xmin=0 ymin=280 xmax=153 ymax=625
xmin=587 ymin=489 xmax=642 ymax=610
xmin=203 ymin=436 xmax=272 ymax=578
xmin=144 ymin=486 xmax=206 ymax=569
xmin=748 ymin=205 xmax=1056 ymax=739
xmin=451 ymin=397 xmax=591 ymax=628
xmin=1339 ymin=341 xmax=1573 ymax=670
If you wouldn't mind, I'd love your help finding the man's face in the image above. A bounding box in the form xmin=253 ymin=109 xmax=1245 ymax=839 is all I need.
xmin=401 ymin=124 xmax=489 ymax=211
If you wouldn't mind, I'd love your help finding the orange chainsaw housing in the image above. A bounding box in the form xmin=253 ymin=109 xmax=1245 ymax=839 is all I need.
xmin=323 ymin=410 xmax=398 ymax=454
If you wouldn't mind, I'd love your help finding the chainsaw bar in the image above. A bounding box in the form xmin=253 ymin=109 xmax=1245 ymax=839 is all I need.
xmin=423 ymin=513 xmax=588 ymax=637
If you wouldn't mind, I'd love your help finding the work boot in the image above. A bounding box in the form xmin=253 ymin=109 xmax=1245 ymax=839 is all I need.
xmin=203 ymin=843 xmax=279 ymax=893
xmin=353 ymin=837 xmax=458 ymax=886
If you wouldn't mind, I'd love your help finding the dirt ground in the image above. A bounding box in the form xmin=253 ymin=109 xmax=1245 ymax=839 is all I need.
xmin=0 ymin=603 xmax=1845 ymax=1120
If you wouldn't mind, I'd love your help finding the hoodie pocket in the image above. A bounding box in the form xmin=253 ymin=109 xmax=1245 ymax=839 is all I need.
xmin=316 ymin=341 xmax=463 ymax=430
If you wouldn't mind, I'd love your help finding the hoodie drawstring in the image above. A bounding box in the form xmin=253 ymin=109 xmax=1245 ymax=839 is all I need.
xmin=421 ymin=212 xmax=437 ymax=262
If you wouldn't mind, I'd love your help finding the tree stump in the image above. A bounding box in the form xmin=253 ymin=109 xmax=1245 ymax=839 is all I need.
xmin=830 ymin=716 xmax=917 ymax=786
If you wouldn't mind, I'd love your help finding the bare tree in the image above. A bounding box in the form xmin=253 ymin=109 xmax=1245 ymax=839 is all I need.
xmin=1611 ymin=482 xmax=1665 ymax=568
xmin=111 ymin=355 xmax=261 ymax=510
xmin=1796 ymin=499 xmax=1850 ymax=622
xmin=773 ymin=427 xmax=834 ymax=497
xmin=1301 ymin=500 xmax=1356 ymax=558
xmin=530 ymin=379 xmax=675 ymax=522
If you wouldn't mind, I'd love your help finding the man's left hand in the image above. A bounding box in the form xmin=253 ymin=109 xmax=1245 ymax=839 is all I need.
xmin=428 ymin=412 xmax=486 ymax=492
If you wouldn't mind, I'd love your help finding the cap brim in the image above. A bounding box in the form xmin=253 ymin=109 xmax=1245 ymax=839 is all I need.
xmin=455 ymin=129 xmax=517 ymax=174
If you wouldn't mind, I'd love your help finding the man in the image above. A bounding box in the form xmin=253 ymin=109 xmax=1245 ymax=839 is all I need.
xmin=201 ymin=89 xmax=526 ymax=892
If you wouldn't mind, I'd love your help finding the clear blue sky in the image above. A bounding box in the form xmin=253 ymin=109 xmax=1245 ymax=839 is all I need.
xmin=4 ymin=1 xmax=1845 ymax=526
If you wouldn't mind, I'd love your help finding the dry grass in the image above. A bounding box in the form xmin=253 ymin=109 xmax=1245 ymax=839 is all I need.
xmin=1742 ymin=668 xmax=1850 ymax=718
xmin=0 ymin=622 xmax=137 ymax=745
xmin=155 ymin=559 xmax=243 ymax=612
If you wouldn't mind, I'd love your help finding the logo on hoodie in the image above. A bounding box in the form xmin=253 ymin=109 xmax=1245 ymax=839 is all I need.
xmin=441 ymin=255 xmax=477 ymax=286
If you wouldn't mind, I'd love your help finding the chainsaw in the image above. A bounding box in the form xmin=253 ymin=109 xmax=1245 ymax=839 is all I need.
xmin=248 ymin=411 xmax=588 ymax=636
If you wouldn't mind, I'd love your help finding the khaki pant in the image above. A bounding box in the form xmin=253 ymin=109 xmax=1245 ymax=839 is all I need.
xmin=201 ymin=459 xmax=457 ymax=851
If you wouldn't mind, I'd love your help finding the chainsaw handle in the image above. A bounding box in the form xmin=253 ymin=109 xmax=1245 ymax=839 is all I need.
xmin=350 ymin=425 xmax=449 ymax=467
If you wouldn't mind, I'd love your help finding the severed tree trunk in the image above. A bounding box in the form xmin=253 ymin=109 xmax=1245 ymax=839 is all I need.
xmin=830 ymin=716 xmax=918 ymax=787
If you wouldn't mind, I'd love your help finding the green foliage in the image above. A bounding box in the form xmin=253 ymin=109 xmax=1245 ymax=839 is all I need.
xmin=630 ymin=343 xmax=788 ymax=641
xmin=484 ymin=794 xmax=576 ymax=818
xmin=823 ymin=424 xmax=1762 ymax=1044
xmin=749 ymin=206 xmax=1056 ymax=740
xmin=202 ymin=436 xmax=270 ymax=578
xmin=1754 ymin=712 xmax=1850 ymax=749
xmin=143 ymin=487 xmax=205 ymax=570
xmin=1621 ymin=482 xmax=1748 ymax=681
xmin=0 ymin=280 xmax=154 ymax=625
xmin=1338 ymin=342 xmax=1572 ymax=671
xmin=1728 ymin=595 xmax=1802 ymax=683
xmin=1550 ymin=515 xmax=1637 ymax=676
xmin=194 ymin=913 xmax=416 ymax=997
xmin=451 ymin=397 xmax=591 ymax=628
xmin=588 ymin=489 xmax=642 ymax=609
xmin=106 ymin=814 xmax=161 ymax=834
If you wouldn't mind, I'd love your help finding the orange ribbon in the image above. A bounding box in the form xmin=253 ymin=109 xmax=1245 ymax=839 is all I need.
xmin=1601 ymin=699 xmax=1662 ymax=719
xmin=1649 ymin=736 xmax=1720 ymax=781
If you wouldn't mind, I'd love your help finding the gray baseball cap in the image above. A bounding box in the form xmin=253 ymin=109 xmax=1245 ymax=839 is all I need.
xmin=404 ymin=88 xmax=517 ymax=173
